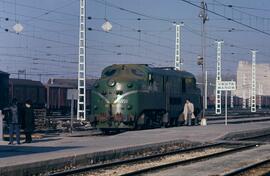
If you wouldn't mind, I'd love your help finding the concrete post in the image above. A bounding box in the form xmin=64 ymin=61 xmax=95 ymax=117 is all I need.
xmin=225 ymin=91 xmax=228 ymax=126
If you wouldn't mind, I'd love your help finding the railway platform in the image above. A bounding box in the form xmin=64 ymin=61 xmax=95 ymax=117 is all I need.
xmin=1 ymin=121 xmax=270 ymax=175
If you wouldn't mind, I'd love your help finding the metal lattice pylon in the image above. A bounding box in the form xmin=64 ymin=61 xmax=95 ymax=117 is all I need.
xmin=251 ymin=50 xmax=257 ymax=112
xmin=215 ymin=41 xmax=223 ymax=114
xmin=248 ymin=89 xmax=251 ymax=107
xmin=77 ymin=0 xmax=86 ymax=120
xmin=174 ymin=23 xmax=184 ymax=71
xmin=258 ymin=84 xmax=262 ymax=109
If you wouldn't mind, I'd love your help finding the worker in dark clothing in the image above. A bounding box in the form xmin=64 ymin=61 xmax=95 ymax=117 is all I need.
xmin=23 ymin=100 xmax=35 ymax=143
xmin=4 ymin=99 xmax=21 ymax=145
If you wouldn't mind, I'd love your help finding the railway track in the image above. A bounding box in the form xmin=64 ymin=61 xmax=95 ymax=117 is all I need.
xmin=238 ymin=133 xmax=270 ymax=143
xmin=223 ymin=158 xmax=270 ymax=176
xmin=205 ymin=110 xmax=270 ymax=117
xmin=207 ymin=113 xmax=270 ymax=125
xmin=49 ymin=143 xmax=258 ymax=176
xmin=222 ymin=134 xmax=270 ymax=176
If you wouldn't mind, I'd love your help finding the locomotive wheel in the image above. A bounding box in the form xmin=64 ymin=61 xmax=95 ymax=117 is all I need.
xmin=169 ymin=118 xmax=174 ymax=127
xmin=145 ymin=115 xmax=152 ymax=129
xmin=102 ymin=129 xmax=111 ymax=135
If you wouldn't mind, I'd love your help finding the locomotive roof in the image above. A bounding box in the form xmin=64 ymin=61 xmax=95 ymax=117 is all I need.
xmin=102 ymin=64 xmax=195 ymax=79
xmin=0 ymin=70 xmax=9 ymax=75
xmin=150 ymin=67 xmax=195 ymax=78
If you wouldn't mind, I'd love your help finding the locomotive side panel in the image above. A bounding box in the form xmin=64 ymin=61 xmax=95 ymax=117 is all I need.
xmin=164 ymin=75 xmax=201 ymax=119
xmin=165 ymin=76 xmax=183 ymax=118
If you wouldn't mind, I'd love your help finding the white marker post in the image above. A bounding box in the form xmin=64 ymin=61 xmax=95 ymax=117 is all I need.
xmin=71 ymin=95 xmax=74 ymax=133
xmin=216 ymin=81 xmax=236 ymax=125
xmin=0 ymin=110 xmax=3 ymax=141
xmin=67 ymin=89 xmax=78 ymax=133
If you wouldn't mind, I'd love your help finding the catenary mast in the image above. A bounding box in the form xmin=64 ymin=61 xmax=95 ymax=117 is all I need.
xmin=77 ymin=0 xmax=86 ymax=120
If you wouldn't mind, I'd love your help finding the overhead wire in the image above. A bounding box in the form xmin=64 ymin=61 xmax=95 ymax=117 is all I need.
xmin=180 ymin=0 xmax=270 ymax=37
xmin=1 ymin=25 xmax=174 ymax=66
xmin=92 ymin=0 xmax=267 ymax=60
xmin=1 ymin=0 xmax=253 ymax=60
xmin=1 ymin=0 xmax=270 ymax=78
xmin=24 ymin=0 xmax=77 ymax=23
xmin=0 ymin=0 xmax=79 ymax=18
xmin=0 ymin=5 xmax=181 ymax=67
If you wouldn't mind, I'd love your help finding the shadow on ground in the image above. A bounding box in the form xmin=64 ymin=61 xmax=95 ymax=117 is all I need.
xmin=0 ymin=139 xmax=80 ymax=158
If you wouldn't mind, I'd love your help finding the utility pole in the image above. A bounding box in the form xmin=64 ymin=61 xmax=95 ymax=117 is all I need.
xmin=174 ymin=22 xmax=184 ymax=71
xmin=230 ymin=90 xmax=234 ymax=109
xmin=205 ymin=70 xmax=208 ymax=109
xmin=77 ymin=0 xmax=86 ymax=120
xmin=215 ymin=40 xmax=223 ymax=115
xmin=242 ymin=73 xmax=246 ymax=109
xmin=199 ymin=0 xmax=209 ymax=119
xmin=251 ymin=50 xmax=257 ymax=112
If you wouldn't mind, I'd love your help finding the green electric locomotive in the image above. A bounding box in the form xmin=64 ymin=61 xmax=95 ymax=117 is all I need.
xmin=90 ymin=64 xmax=202 ymax=132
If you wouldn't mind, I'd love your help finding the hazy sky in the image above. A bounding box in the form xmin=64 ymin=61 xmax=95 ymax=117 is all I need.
xmin=0 ymin=0 xmax=270 ymax=82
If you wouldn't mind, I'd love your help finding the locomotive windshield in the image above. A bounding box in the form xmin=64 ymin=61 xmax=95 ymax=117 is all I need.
xmin=102 ymin=65 xmax=147 ymax=79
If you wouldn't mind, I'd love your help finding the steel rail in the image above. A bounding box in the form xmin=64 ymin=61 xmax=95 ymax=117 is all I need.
xmin=120 ymin=144 xmax=257 ymax=176
xmin=223 ymin=158 xmax=270 ymax=176
xmin=48 ymin=142 xmax=225 ymax=176
xmin=239 ymin=133 xmax=270 ymax=141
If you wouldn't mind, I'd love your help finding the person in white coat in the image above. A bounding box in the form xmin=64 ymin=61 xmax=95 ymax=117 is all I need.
xmin=183 ymin=99 xmax=195 ymax=126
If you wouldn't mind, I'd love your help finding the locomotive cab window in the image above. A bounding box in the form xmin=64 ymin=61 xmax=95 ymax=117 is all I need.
xmin=186 ymin=78 xmax=195 ymax=89
xmin=131 ymin=69 xmax=145 ymax=77
xmin=103 ymin=69 xmax=117 ymax=77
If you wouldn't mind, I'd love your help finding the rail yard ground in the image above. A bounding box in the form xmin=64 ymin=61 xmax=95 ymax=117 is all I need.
xmin=1 ymin=119 xmax=270 ymax=175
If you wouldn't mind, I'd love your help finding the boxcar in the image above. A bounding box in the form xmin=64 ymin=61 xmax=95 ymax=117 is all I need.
xmin=46 ymin=78 xmax=96 ymax=115
xmin=9 ymin=79 xmax=46 ymax=108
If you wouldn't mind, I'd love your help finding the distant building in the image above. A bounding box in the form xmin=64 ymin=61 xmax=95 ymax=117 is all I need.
xmin=235 ymin=61 xmax=270 ymax=97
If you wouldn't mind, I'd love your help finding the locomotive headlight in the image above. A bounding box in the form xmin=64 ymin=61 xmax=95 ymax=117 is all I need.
xmin=127 ymin=105 xmax=132 ymax=110
xmin=108 ymin=79 xmax=116 ymax=87
xmin=127 ymin=83 xmax=133 ymax=88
